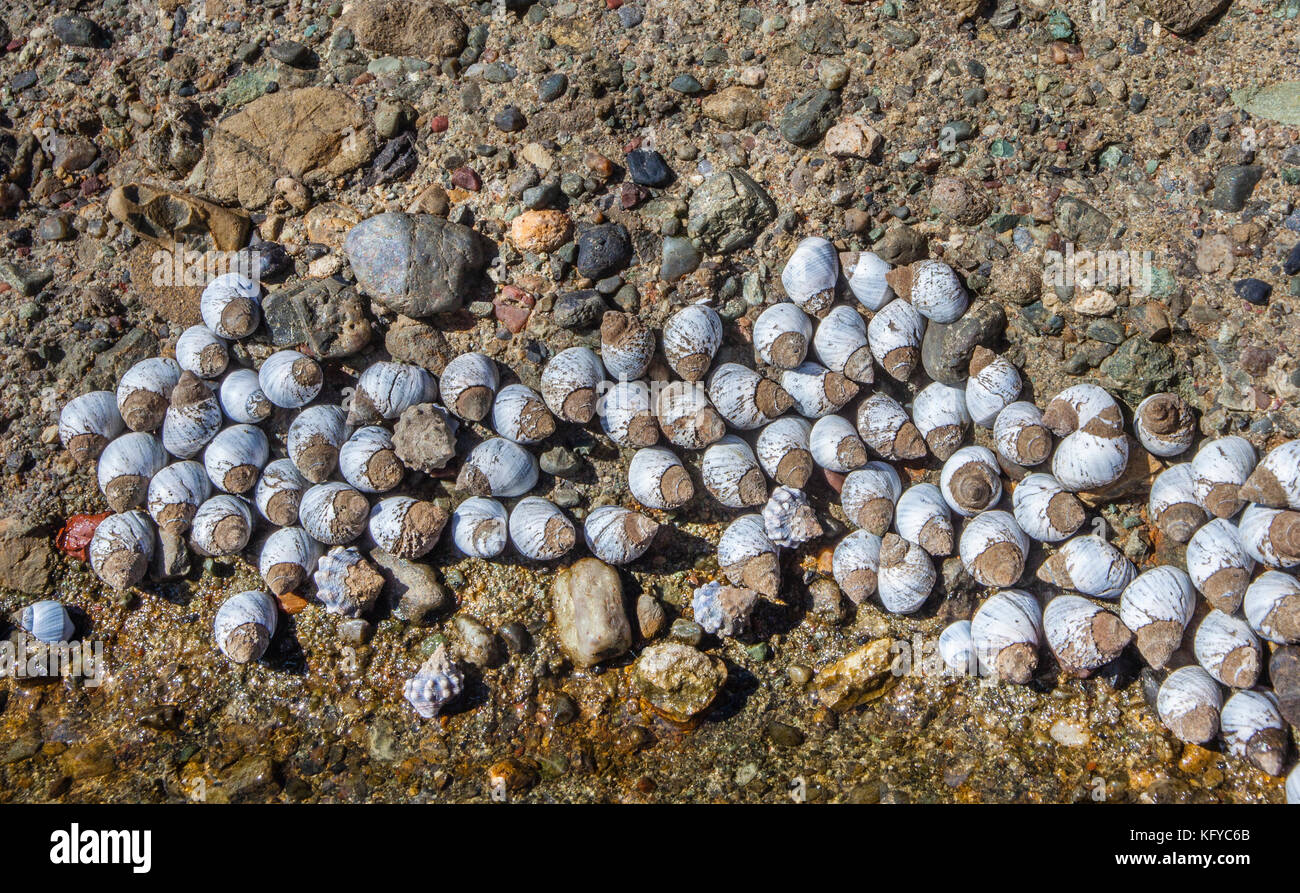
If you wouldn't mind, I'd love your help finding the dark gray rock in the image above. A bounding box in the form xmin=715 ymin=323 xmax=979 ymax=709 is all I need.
xmin=344 ymin=212 xmax=488 ymax=316
xmin=576 ymin=223 xmax=633 ymax=279
xmin=371 ymin=549 xmax=454 ymax=624
xmin=1054 ymin=197 xmax=1111 ymax=246
xmin=538 ymin=73 xmax=568 ymax=101
xmin=263 ymin=278 xmax=373 ymax=359
xmin=51 ymin=15 xmax=108 ymax=48
xmin=1210 ymin=165 xmax=1263 ymax=212
xmin=780 ymin=88 xmax=841 ymax=147
xmin=687 ymin=168 xmax=777 ymax=254
xmin=921 ymin=301 xmax=1007 ymax=385
xmin=552 ymin=289 xmax=607 ymax=329
xmin=626 ymin=149 xmax=671 ymax=187
xmin=873 ymin=225 xmax=928 ymax=265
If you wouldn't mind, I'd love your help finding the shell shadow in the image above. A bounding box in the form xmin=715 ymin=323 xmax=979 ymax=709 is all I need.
xmin=264 ymin=614 xmax=309 ymax=675
xmin=705 ymin=659 xmax=760 ymax=724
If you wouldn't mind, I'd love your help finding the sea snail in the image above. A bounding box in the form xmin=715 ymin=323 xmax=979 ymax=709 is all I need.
xmin=1011 ymin=473 xmax=1086 ymax=543
xmin=628 ymin=446 xmax=694 ymax=510
xmin=1220 ymin=689 xmax=1288 ymax=777
xmin=1237 ymin=504 xmax=1300 ymax=570
xmin=832 ymin=529 xmax=882 ymax=604
xmin=1042 ymin=383 xmax=1128 ymax=492
xmin=992 ymin=401 xmax=1053 ymax=469
xmin=662 ymin=302 xmax=723 ymax=382
xmin=299 ymin=481 xmax=371 ymax=546
xmin=259 ymin=526 xmax=324 ymax=596
xmin=701 ymin=435 xmax=768 ymax=509
xmin=541 ymin=346 xmax=606 ymax=424
xmin=213 ymin=590 xmax=278 ymax=664
xmin=756 ymin=417 xmax=814 ymax=489
xmin=88 ymin=510 xmax=156 ymax=590
xmin=600 ymin=380 xmax=659 ymax=448
xmin=494 ymin=383 xmax=557 ymax=445
xmin=451 ymin=496 xmax=509 ymax=559
xmin=1190 ymin=435 xmax=1256 ymax=519
xmin=780 ymin=236 xmax=839 ymax=317
xmin=1042 ymin=594 xmax=1132 ymax=674
xmin=204 ymin=423 xmax=270 ymax=494
xmin=809 ymin=414 xmax=868 ymax=474
xmin=200 ymin=273 xmax=261 ymax=340
xmin=457 ymin=437 xmax=540 ymax=498
xmin=857 ymin=392 xmax=926 ymax=461
xmin=21 ymin=600 xmax=75 ymax=644
xmin=161 ymin=371 xmax=222 ymax=459
xmin=339 ymin=426 xmax=404 ymax=494
xmin=190 ymin=493 xmax=253 ymax=558
xmin=175 ymin=324 xmax=229 ymax=380
xmin=939 ymin=446 xmax=1002 ymax=518
xmin=877 ymin=533 xmax=936 ymax=614
xmin=846 ymin=251 xmax=893 ymax=312
xmin=117 ymin=356 xmax=181 ymax=432
xmin=259 ymin=349 xmax=324 ymax=410
xmin=440 ymin=352 xmax=499 ymax=422
xmin=1185 ymin=518 xmax=1256 ymax=614
xmin=964 ymin=348 xmax=1021 ymax=429
xmin=893 ymin=483 xmax=954 ymax=557
xmin=146 ymin=459 xmax=211 ymax=533
xmin=1118 ymin=565 xmax=1196 ymax=669
xmin=1133 ymin=392 xmax=1196 ymax=458
xmin=59 ymin=390 xmax=125 ymax=463
xmin=959 ymin=510 xmax=1030 ymax=588
xmin=754 ymin=302 xmax=813 ymax=369
xmin=780 ymin=361 xmax=858 ymax=418
xmin=97 ymin=431 xmax=167 ymax=512
xmin=1147 ymin=463 xmax=1206 ymax=544
xmin=404 ymin=645 xmax=464 ymax=719
xmin=1243 ymin=570 xmax=1300 ymax=645
xmin=1156 ymin=666 xmax=1223 ymax=745
xmin=762 ymin=485 xmax=822 ymax=548
xmin=706 ymin=363 xmax=793 ymax=431
xmin=218 ymin=367 xmax=273 ymax=425
xmin=369 ymin=496 xmax=449 ymax=560
xmin=287 ymin=405 xmax=352 ymax=485
xmin=255 ymin=458 xmax=309 ymax=527
xmin=1193 ymin=609 xmax=1262 ymax=689
xmin=508 ymin=496 xmax=576 ymax=562
xmin=313 ymin=546 xmax=385 ymax=617
xmin=718 ymin=513 xmax=780 ymax=598
xmin=1241 ymin=439 xmax=1300 ymax=510
xmin=900 ymin=259 xmax=968 ymax=324
xmin=600 ymin=311 xmax=656 ymax=382
xmin=1036 ymin=534 xmax=1136 ymax=600
xmin=912 ymin=381 xmax=971 ymax=462
xmin=812 ymin=305 xmax=874 ymax=384
xmin=970 ymin=590 xmax=1042 ymax=684
xmin=349 ymin=360 xmax=437 ymax=424
xmin=655 ymin=380 xmax=726 ymax=450
xmin=841 ymin=461 xmax=903 ymax=535
xmin=583 ymin=505 xmax=659 ymax=565
xmin=866 ymin=297 xmax=925 ymax=382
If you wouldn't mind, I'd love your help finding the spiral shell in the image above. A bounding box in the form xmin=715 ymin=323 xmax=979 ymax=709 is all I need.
xmin=287 ymin=405 xmax=350 ymax=484
xmin=146 ymin=459 xmax=211 ymax=533
xmin=117 ymin=356 xmax=181 ymax=432
xmin=493 ymin=383 xmax=557 ymax=445
xmin=964 ymin=348 xmax=1021 ymax=428
xmin=175 ymin=324 xmax=229 ymax=380
xmin=971 ymin=590 xmax=1042 ymax=684
xmin=628 ymin=446 xmax=694 ymax=510
xmin=867 ymin=297 xmax=924 ymax=381
xmin=856 ymin=392 xmax=926 ymax=461
xmin=841 ymin=461 xmax=902 ymax=535
xmin=1238 ymin=503 xmax=1300 ymax=570
xmin=1191 ymin=435 xmax=1256 ymax=519
xmin=1194 ymin=609 xmax=1261 ymax=689
xmin=1036 ymin=534 xmax=1136 ymax=599
xmin=313 ymin=546 xmax=385 ymax=617
xmin=1186 ymin=518 xmax=1256 ymax=613
xmin=541 ymin=346 xmax=605 ymax=424
xmin=762 ymin=485 xmax=822 ymax=548
xmin=213 ymin=590 xmax=278 ymax=663
xmin=369 ymin=496 xmax=448 ymax=559
xmin=959 ymin=510 xmax=1029 ymax=588
xmin=812 ymin=305 xmax=874 ymax=383
xmin=1156 ymin=665 xmax=1222 ymax=744
xmin=809 ymin=414 xmax=868 ymax=473
xmin=258 ymin=349 xmax=323 ymax=410
xmin=655 ymin=380 xmax=726 ymax=449
xmin=255 ymin=458 xmax=309 ymax=527
xmin=21 ymin=600 xmax=75 ymax=644
xmin=756 ymin=417 xmax=813 ymax=489
xmin=877 ymin=533 xmax=935 ymax=614
xmin=600 ymin=311 xmax=656 ymax=381
xmin=908 ymin=259 xmax=969 ymax=323
xmin=1243 ymin=570 xmax=1300 ymax=645
xmin=894 ymin=483 xmax=954 ymax=557
xmin=717 ymin=513 xmax=780 ymax=597
xmin=939 ymin=620 xmax=976 ymax=675
xmin=1119 ymin=565 xmax=1196 ymax=669
xmin=59 ymin=390 xmax=125 ymax=463
xmin=98 ymin=431 xmax=167 ymax=511
xmin=508 ymin=496 xmax=576 ymax=561
xmin=161 ymin=372 xmax=222 ymax=459
xmin=753 ymin=302 xmax=812 ymax=369
xmin=457 ymin=437 xmax=540 ymax=498
xmin=259 ymin=526 xmax=324 ymax=595
xmin=992 ymin=401 xmax=1053 ymax=468
xmin=451 ymin=496 xmax=508 ymax=559
xmin=939 ymin=446 xmax=1001 ymax=518
xmin=583 ymin=505 xmax=659 ymax=565
xmin=1042 ymin=594 xmax=1131 ymax=674
xmin=1011 ymin=473 xmax=1085 ymax=543
xmin=190 ymin=493 xmax=253 ymax=557
xmin=701 ymin=435 xmax=767 ymax=508
xmin=780 ymin=236 xmax=839 ymax=316
xmin=1134 ymin=392 xmax=1195 ymax=457
xmin=299 ymin=482 xmax=370 ymax=545
xmin=1220 ymin=689 xmax=1287 ymax=776
xmin=780 ymin=361 xmax=858 ymax=418
xmin=662 ymin=302 xmax=723 ymax=382
xmin=1147 ymin=463 xmax=1206 ymax=544
xmin=404 ymin=645 xmax=464 ymax=719
xmin=706 ymin=363 xmax=793 ymax=431
xmin=692 ymin=580 xmax=759 ymax=639
xmin=1042 ymin=384 xmax=1128 ymax=492
xmin=440 ymin=352 xmax=499 ymax=422
xmin=204 ymin=423 xmax=269 ymax=494
xmin=339 ymin=426 xmax=403 ymax=494
xmin=88 ymin=510 xmax=156 ymax=590
xmin=349 ymin=360 xmax=436 ymax=423
xmin=201 ymin=272 xmax=261 ymax=339
xmin=598 ymin=380 xmax=658 ymax=448
xmin=846 ymin=251 xmax=893 ymax=311
xmin=831 ymin=529 xmax=881 ymax=604
xmin=912 ymin=382 xmax=971 ymax=461
xmin=218 ymin=368 xmax=272 ymax=424
xmin=1240 ymin=439 xmax=1300 ymax=510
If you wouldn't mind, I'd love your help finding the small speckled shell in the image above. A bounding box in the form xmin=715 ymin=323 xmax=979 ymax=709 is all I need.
xmin=781 ymin=237 xmax=839 ymax=316
xmin=451 ymin=497 xmax=508 ymax=559
xmin=369 ymin=495 xmax=448 ymax=559
xmin=993 ymin=401 xmax=1053 ymax=468
xmin=175 ymin=324 xmax=229 ymax=379
xmin=717 ymin=513 xmax=780 ymax=597
xmin=440 ymin=352 xmax=499 ymax=422
xmin=313 ymin=546 xmax=384 ymax=617
xmin=1148 ymin=463 xmax=1207 ymax=544
xmin=1156 ymin=666 xmax=1222 ymax=744
xmin=939 ymin=445 xmax=1001 ymax=518
xmin=841 ymin=461 xmax=902 ymax=535
xmin=200 ymin=273 xmax=261 ymax=339
xmin=762 ymin=485 xmax=821 ymax=548
xmin=1186 ymin=518 xmax=1256 ymax=613
xmin=856 ymin=392 xmax=926 ymax=461
xmin=780 ymin=361 xmax=858 ymax=418
xmin=662 ymin=302 xmax=723 ymax=382
xmin=541 ymin=346 xmax=605 ymax=424
xmin=753 ymin=302 xmax=812 ymax=369
xmin=59 ymin=390 xmax=125 ymax=464
xmin=117 ymin=357 xmax=182 ymax=432
xmin=259 ymin=526 xmax=324 ymax=596
xmin=259 ymin=349 xmax=323 ymax=410
xmin=812 ymin=305 xmax=873 ymax=384
xmin=628 ymin=446 xmax=694 ymax=510
xmin=255 ymin=458 xmax=309 ymax=527
xmin=866 ymin=298 xmax=924 ymax=381
xmin=508 ymin=496 xmax=576 ymax=561
xmin=706 ymin=363 xmax=792 ymax=431
xmin=583 ymin=505 xmax=659 ymax=565
xmin=1191 ymin=436 xmax=1256 ymax=519
xmin=213 ymin=590 xmax=278 ymax=663
xmin=832 ymin=529 xmax=882 ymax=604
xmin=339 ymin=426 xmax=403 ymax=494
xmin=190 ymin=493 xmax=253 ymax=557
xmin=404 ymin=645 xmax=464 ymax=719
xmin=98 ymin=431 xmax=167 ymax=511
xmin=146 ymin=460 xmax=211 ymax=533
xmin=970 ymin=590 xmax=1041 ymax=684
xmin=88 ymin=510 xmax=156 ymax=590
xmin=809 ymin=414 xmax=867 ymax=473
xmin=1119 ymin=565 xmax=1196 ymax=670
xmin=1134 ymin=392 xmax=1195 ymax=458
xmin=1036 ymin=534 xmax=1135 ymax=599
xmin=456 ymin=437 xmax=539 ymax=498
xmin=1193 ymin=609 xmax=1261 ymax=689
xmin=908 ymin=259 xmax=968 ymax=324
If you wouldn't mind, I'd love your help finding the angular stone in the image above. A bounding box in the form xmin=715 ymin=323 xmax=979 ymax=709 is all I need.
xmin=812 ymin=639 xmax=898 ymax=712
xmin=345 ymin=212 xmax=488 ymax=317
xmin=340 ymin=0 xmax=467 ymax=58
xmin=107 ymin=184 xmax=251 ymax=252
xmin=575 ymin=223 xmax=633 ymax=279
xmin=921 ymin=301 xmax=1006 ymax=385
xmin=1210 ymin=165 xmax=1263 ymax=212
xmin=0 ymin=534 xmax=53 ymax=594
xmin=1054 ymin=196 xmax=1111 ymax=246
xmin=824 ymin=117 xmax=884 ymax=158
xmin=262 ymin=278 xmax=372 ymax=359
xmin=552 ymin=557 xmax=631 ymax=668
xmin=687 ymin=168 xmax=777 ymax=254
xmin=633 ymin=642 xmax=727 ymax=721
xmin=701 ymin=86 xmax=765 ymax=129
xmin=1136 ymin=0 xmax=1231 ymax=35
xmin=552 ymin=290 xmax=607 ymax=329
xmin=779 ymin=88 xmax=841 ymax=147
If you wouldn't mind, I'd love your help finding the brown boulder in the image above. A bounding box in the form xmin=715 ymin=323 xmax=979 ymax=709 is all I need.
xmin=340 ymin=0 xmax=467 ymax=58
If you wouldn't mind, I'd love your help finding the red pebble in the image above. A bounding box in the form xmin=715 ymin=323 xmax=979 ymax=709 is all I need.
xmin=56 ymin=512 xmax=112 ymax=563
xmin=430 ymin=115 xmax=449 ymax=133
xmin=606 ymin=0 xmax=623 ymax=7
xmin=450 ymin=166 xmax=481 ymax=191
xmin=494 ymin=286 xmax=535 ymax=334
xmin=823 ymin=469 xmax=846 ymax=494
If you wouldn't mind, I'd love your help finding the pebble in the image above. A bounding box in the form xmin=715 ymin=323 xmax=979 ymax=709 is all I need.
xmin=494 ymin=106 xmax=527 ymax=132
xmin=660 ymin=236 xmax=701 ymax=282
xmin=626 ymin=149 xmax=671 ymax=187
xmin=51 ymin=14 xmax=107 ymax=47
xmin=540 ymin=445 xmax=581 ymax=477
xmin=779 ymin=88 xmax=841 ymax=147
xmin=669 ymin=74 xmax=702 ymax=94
xmin=1210 ymin=165 xmax=1263 ymax=212
xmin=1284 ymin=242 xmax=1300 ymax=277
xmin=551 ymin=558 xmax=632 ymax=668
xmin=344 ymin=212 xmax=487 ymax=317
xmin=632 ymin=642 xmax=726 ymax=722
xmin=575 ymin=223 xmax=633 ymax=279
xmin=1233 ymin=278 xmax=1273 ymax=305
xmin=921 ymin=301 xmax=1007 ymax=385
xmin=538 ymin=73 xmax=568 ymax=101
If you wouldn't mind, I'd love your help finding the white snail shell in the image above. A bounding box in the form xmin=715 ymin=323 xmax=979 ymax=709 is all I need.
xmin=451 ymin=496 xmax=509 ymax=559
xmin=404 ymin=644 xmax=464 ymax=719
xmin=877 ymin=533 xmax=935 ymax=614
xmin=701 ymin=435 xmax=767 ymax=509
xmin=1133 ymin=392 xmax=1195 ymax=457
xmin=204 ymin=423 xmax=269 ymax=494
xmin=1011 ymin=473 xmax=1085 ymax=543
xmin=971 ymin=589 xmax=1042 ymax=684
xmin=21 ymin=600 xmax=74 ymax=643
xmin=717 ymin=513 xmax=779 ymax=597
xmin=218 ymin=368 xmax=272 ymax=424
xmin=964 ymin=348 xmax=1021 ymax=428
xmin=201 ymin=272 xmax=261 ymax=339
xmin=339 ymin=426 xmax=403 ymax=494
xmin=780 ymin=361 xmax=858 ymax=418
xmin=213 ymin=590 xmax=278 ymax=663
xmin=628 ymin=446 xmax=694 ymax=510
xmin=508 ymin=496 xmax=576 ymax=561
xmin=88 ymin=510 xmax=156 ymax=590
xmin=753 ymin=302 xmax=812 ymax=369
xmin=1036 ymin=534 xmax=1135 ymax=599
xmin=1238 ymin=503 xmax=1300 ymax=570
xmin=841 ymin=461 xmax=903 ymax=535
xmin=755 ymin=417 xmax=813 ymax=489
xmin=939 ymin=620 xmax=975 ymax=675
xmin=255 ymin=458 xmax=309 ymax=527
xmin=117 ymin=356 xmax=181 ymax=432
xmin=299 ymin=481 xmax=371 ymax=545
xmin=993 ymin=401 xmax=1053 ymax=468
xmin=662 ymin=302 xmax=723 ymax=382
xmin=1191 ymin=435 xmax=1256 ymax=519
xmin=440 ymin=351 xmax=499 ymax=421
xmin=1243 ymin=570 xmax=1300 ymax=645
xmin=493 ymin=383 xmax=557 ymax=445
xmin=287 ymin=405 xmax=350 ymax=484
xmin=809 ymin=414 xmax=868 ymax=473
xmin=1042 ymin=594 xmax=1131 ymax=674
xmin=59 ymin=390 xmax=125 ymax=463
xmin=706 ymin=363 xmax=793 ymax=431
xmin=369 ymin=496 xmax=448 ymax=559
xmin=655 ymin=380 xmax=726 ymax=449
xmin=908 ymin=259 xmax=968 ymax=323
xmin=959 ymin=509 xmax=1029 ymax=588
xmin=856 ymin=392 xmax=926 ymax=461
xmin=780 ymin=236 xmax=839 ymax=317
xmin=939 ymin=445 xmax=1002 ymax=518
xmin=599 ymin=380 xmax=659 ymax=448
xmin=1290 ymin=764 xmax=1300 ymax=805
xmin=98 ymin=431 xmax=167 ymax=511
xmin=1042 ymin=383 xmax=1128 ymax=492
xmin=349 ymin=360 xmax=436 ymax=423
xmin=831 ymin=529 xmax=881 ymax=604
xmin=313 ymin=545 xmax=384 ymax=617
xmin=1193 ymin=609 xmax=1262 ymax=689
xmin=867 ymin=297 xmax=924 ymax=381
xmin=541 ymin=346 xmax=605 ymax=424
xmin=190 ymin=493 xmax=253 ymax=557
xmin=812 ymin=305 xmax=874 ymax=384
xmin=600 ymin=311 xmax=656 ymax=381
xmin=1147 ymin=463 xmax=1206 ymax=544
xmin=1220 ymin=689 xmax=1287 ymax=776
xmin=1241 ymin=439 xmax=1300 ymax=510
xmin=146 ymin=459 xmax=211 ymax=533
xmin=457 ymin=437 xmax=539 ymax=498
xmin=1119 ymin=565 xmax=1196 ymax=670
xmin=894 ymin=483 xmax=954 ymax=557
xmin=258 ymin=349 xmax=323 ymax=410
xmin=259 ymin=526 xmax=324 ymax=595
xmin=912 ymin=382 xmax=971 ymax=461
xmin=1186 ymin=517 xmax=1256 ymax=613
xmin=583 ymin=505 xmax=659 ymax=565
xmin=161 ymin=372 xmax=222 ymax=459
xmin=846 ymin=251 xmax=893 ymax=311
xmin=175 ymin=324 xmax=229 ymax=379
xmin=762 ymin=485 xmax=821 ymax=548
xmin=1156 ymin=665 xmax=1222 ymax=745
